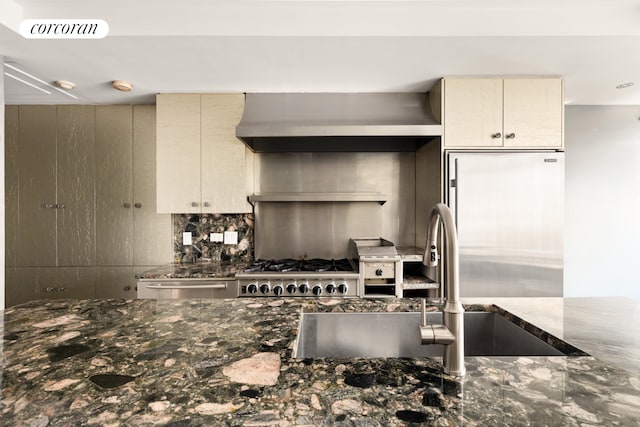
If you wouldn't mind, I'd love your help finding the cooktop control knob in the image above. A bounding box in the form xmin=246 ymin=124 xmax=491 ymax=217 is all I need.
xmin=259 ymin=283 xmax=270 ymax=294
xmin=273 ymin=285 xmax=284 ymax=296
xmin=247 ymin=283 xmax=258 ymax=294
xmin=375 ymin=268 xmax=383 ymax=276
xmin=299 ymin=283 xmax=309 ymax=294
xmin=312 ymin=285 xmax=323 ymax=296
xmin=337 ymin=283 xmax=348 ymax=294
xmin=326 ymin=283 xmax=336 ymax=294
xmin=286 ymin=283 xmax=297 ymax=294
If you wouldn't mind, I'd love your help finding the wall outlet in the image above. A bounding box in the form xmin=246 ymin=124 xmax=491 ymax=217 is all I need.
xmin=224 ymin=231 xmax=238 ymax=245
xmin=211 ymin=232 xmax=224 ymax=243
xmin=183 ymin=232 xmax=192 ymax=245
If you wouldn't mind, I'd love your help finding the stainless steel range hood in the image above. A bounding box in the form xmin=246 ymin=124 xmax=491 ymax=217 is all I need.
xmin=236 ymin=93 xmax=442 ymax=152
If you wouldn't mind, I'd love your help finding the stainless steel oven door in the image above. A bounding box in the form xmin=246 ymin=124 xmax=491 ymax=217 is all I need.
xmin=137 ymin=279 xmax=238 ymax=299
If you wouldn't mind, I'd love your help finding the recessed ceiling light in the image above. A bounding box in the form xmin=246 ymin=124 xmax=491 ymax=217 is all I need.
xmin=616 ymin=82 xmax=634 ymax=89
xmin=112 ymin=80 xmax=133 ymax=92
xmin=54 ymin=80 xmax=76 ymax=90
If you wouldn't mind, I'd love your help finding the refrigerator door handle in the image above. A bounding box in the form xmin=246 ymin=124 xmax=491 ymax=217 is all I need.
xmin=450 ymin=158 xmax=459 ymax=226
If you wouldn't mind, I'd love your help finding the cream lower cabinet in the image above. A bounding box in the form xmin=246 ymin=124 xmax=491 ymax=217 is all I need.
xmin=5 ymin=267 xmax=96 ymax=306
xmin=95 ymin=267 xmax=137 ymax=299
xmin=443 ymin=77 xmax=563 ymax=149
xmin=156 ymin=93 xmax=252 ymax=214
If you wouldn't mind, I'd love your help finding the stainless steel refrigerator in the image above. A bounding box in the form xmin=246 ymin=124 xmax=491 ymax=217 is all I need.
xmin=445 ymin=151 xmax=564 ymax=297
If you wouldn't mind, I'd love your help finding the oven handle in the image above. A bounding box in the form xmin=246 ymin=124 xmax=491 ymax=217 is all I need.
xmin=145 ymin=283 xmax=228 ymax=290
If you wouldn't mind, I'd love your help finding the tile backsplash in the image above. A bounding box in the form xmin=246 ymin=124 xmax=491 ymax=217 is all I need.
xmin=173 ymin=213 xmax=254 ymax=263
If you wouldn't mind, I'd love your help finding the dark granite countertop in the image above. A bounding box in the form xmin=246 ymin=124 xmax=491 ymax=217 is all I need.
xmin=136 ymin=261 xmax=251 ymax=280
xmin=1 ymin=298 xmax=639 ymax=426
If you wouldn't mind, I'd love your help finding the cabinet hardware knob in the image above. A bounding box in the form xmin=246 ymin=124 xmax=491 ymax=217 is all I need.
xmin=506 ymin=133 xmax=516 ymax=139
xmin=134 ymin=203 xmax=142 ymax=208
xmin=56 ymin=203 xmax=65 ymax=209
xmin=57 ymin=287 xmax=66 ymax=292
xmin=203 ymin=202 xmax=210 ymax=207
xmin=45 ymin=203 xmax=55 ymax=209
xmin=191 ymin=202 xmax=199 ymax=207
xmin=46 ymin=286 xmax=55 ymax=292
xmin=123 ymin=285 xmax=132 ymax=291
xmin=123 ymin=202 xmax=132 ymax=208
xmin=492 ymin=132 xmax=502 ymax=139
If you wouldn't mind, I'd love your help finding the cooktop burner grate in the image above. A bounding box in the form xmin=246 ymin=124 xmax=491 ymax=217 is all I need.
xmin=244 ymin=258 xmax=355 ymax=274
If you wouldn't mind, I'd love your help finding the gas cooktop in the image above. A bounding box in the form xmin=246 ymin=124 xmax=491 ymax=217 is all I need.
xmin=236 ymin=258 xmax=359 ymax=297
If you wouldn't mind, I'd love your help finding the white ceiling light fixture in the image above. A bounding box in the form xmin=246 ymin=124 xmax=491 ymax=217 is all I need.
xmin=55 ymin=80 xmax=76 ymax=90
xmin=112 ymin=80 xmax=133 ymax=92
xmin=616 ymin=82 xmax=634 ymax=89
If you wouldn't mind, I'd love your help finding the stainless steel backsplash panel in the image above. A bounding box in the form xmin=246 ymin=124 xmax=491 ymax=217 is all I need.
xmin=254 ymin=152 xmax=416 ymax=259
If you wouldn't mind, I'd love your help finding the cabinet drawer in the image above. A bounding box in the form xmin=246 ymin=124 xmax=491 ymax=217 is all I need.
xmin=137 ymin=279 xmax=238 ymax=299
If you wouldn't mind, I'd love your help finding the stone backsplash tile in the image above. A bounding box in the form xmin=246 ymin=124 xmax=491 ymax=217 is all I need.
xmin=173 ymin=213 xmax=254 ymax=263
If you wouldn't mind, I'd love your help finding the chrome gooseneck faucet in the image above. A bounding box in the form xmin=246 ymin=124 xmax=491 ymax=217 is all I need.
xmin=420 ymin=203 xmax=465 ymax=377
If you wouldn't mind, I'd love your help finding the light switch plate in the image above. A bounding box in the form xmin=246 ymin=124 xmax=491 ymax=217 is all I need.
xmin=224 ymin=231 xmax=238 ymax=245
xmin=183 ymin=232 xmax=192 ymax=246
xmin=211 ymin=232 xmax=224 ymax=243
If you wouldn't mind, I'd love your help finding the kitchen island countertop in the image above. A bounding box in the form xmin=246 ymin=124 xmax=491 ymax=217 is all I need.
xmin=1 ymin=297 xmax=639 ymax=426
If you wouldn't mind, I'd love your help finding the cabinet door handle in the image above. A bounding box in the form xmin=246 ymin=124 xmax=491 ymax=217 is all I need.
xmin=134 ymin=203 xmax=142 ymax=209
xmin=191 ymin=202 xmax=199 ymax=207
xmin=491 ymin=132 xmax=502 ymax=139
xmin=203 ymin=202 xmax=210 ymax=207
xmin=123 ymin=202 xmax=132 ymax=208
xmin=506 ymin=133 xmax=516 ymax=139
xmin=44 ymin=203 xmax=55 ymax=209
xmin=46 ymin=286 xmax=56 ymax=292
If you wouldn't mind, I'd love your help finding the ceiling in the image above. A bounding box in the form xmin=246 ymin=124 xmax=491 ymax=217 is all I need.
xmin=2 ymin=0 xmax=640 ymax=105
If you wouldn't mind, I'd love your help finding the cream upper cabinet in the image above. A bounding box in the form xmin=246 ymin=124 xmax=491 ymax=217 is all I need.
xmin=502 ymin=79 xmax=564 ymax=148
xmin=156 ymin=94 xmax=202 ymax=213
xmin=201 ymin=94 xmax=252 ymax=213
xmin=156 ymin=93 xmax=252 ymax=214
xmin=6 ymin=105 xmax=97 ymax=268
xmin=443 ymin=78 xmax=563 ymax=149
xmin=443 ymin=78 xmax=503 ymax=148
xmin=96 ymin=105 xmax=134 ymax=266
xmin=96 ymin=105 xmax=173 ymax=267
xmin=132 ymin=106 xmax=173 ymax=266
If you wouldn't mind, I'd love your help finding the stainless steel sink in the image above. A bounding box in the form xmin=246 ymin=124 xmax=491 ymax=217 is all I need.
xmin=294 ymin=311 xmax=578 ymax=358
